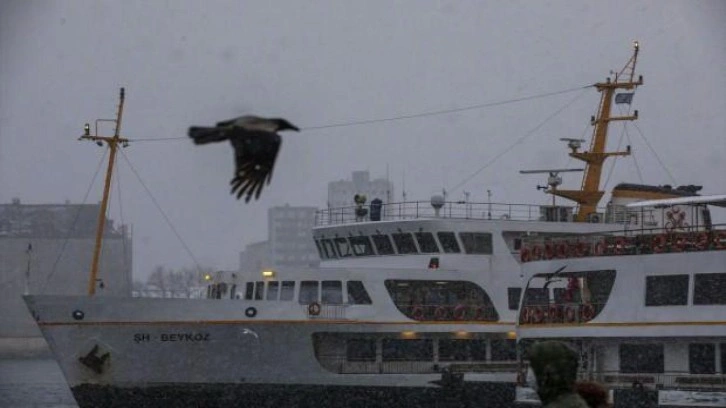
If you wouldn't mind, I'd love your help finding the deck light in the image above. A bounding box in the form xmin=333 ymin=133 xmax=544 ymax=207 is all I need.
xmin=262 ymin=270 xmax=275 ymax=278
xmin=204 ymin=274 xmax=212 ymax=281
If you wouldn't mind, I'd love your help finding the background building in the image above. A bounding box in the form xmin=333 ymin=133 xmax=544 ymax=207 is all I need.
xmin=0 ymin=199 xmax=132 ymax=337
xmin=239 ymin=205 xmax=319 ymax=274
xmin=327 ymin=170 xmax=395 ymax=221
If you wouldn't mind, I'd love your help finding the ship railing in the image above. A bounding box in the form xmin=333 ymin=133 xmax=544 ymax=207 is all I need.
xmin=314 ymin=201 xmax=578 ymax=226
xmin=518 ymin=302 xmax=606 ymax=325
xmin=396 ymin=304 xmax=499 ymax=322
xmin=579 ymin=371 xmax=726 ymax=390
xmin=520 ymin=223 xmax=726 ymax=263
xmin=316 ymin=354 xmax=518 ymax=375
xmin=303 ymin=303 xmax=349 ymax=320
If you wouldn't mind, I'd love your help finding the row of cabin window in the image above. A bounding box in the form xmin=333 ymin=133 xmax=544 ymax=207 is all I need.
xmin=244 ymin=280 xmax=372 ymax=305
xmin=346 ymin=338 xmax=516 ymax=362
xmin=617 ymin=343 xmax=726 ymax=374
xmin=645 ymin=273 xmax=726 ymax=306
xmin=316 ymin=231 xmax=492 ymax=259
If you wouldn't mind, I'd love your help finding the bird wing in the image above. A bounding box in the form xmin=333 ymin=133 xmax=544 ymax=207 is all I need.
xmin=228 ymin=129 xmax=282 ymax=202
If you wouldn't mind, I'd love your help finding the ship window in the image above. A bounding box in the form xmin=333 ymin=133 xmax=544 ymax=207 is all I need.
xmin=645 ymin=275 xmax=688 ymax=306
xmin=437 ymin=232 xmax=461 ymax=253
xmin=254 ymin=281 xmax=264 ymax=300
xmin=299 ymin=281 xmax=319 ymax=304
xmin=334 ymin=238 xmax=353 ymax=257
xmin=349 ymin=236 xmax=374 ymax=256
xmin=280 ymin=281 xmax=295 ymax=301
xmin=508 ymin=287 xmax=522 ymax=310
xmin=321 ymin=239 xmax=338 ymax=259
xmin=245 ymin=282 xmax=254 ymax=300
xmin=346 ymin=339 xmax=376 ymax=362
xmin=439 ymin=339 xmax=470 ymax=362
xmin=314 ymin=240 xmax=324 ymax=259
xmin=347 ymin=281 xmax=372 ymax=305
xmin=491 ymin=339 xmax=517 ymax=361
xmin=470 ymin=339 xmax=488 ymax=361
xmin=619 ymin=343 xmax=664 ymax=373
xmin=382 ymin=339 xmax=433 ymax=361
xmin=459 ymin=232 xmax=492 ymax=254
xmin=371 ymin=234 xmax=395 ymax=255
xmin=267 ymin=281 xmax=279 ymax=301
xmin=694 ymin=273 xmax=726 ymax=305
xmin=384 ymin=280 xmax=498 ymax=321
xmin=392 ymin=232 xmax=418 ymax=254
xmin=415 ymin=232 xmax=439 ymax=253
xmin=322 ymin=281 xmax=343 ymax=304
xmin=689 ymin=343 xmax=716 ymax=374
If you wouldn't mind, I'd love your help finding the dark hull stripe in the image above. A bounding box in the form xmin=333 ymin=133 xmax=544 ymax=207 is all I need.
xmin=71 ymin=382 xmax=516 ymax=408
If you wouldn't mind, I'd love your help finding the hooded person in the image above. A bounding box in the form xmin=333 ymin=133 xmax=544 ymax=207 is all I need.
xmin=526 ymin=341 xmax=589 ymax=408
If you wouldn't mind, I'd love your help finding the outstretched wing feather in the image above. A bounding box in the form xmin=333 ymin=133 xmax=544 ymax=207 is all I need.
xmin=228 ymin=130 xmax=282 ymax=202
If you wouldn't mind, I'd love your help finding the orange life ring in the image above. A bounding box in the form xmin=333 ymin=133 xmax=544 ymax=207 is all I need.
xmin=548 ymin=304 xmax=562 ymax=323
xmin=652 ymin=234 xmax=667 ymax=253
xmin=594 ymin=241 xmax=606 ymax=256
xmin=410 ymin=306 xmax=425 ymax=320
xmin=520 ymin=248 xmax=532 ymax=262
xmin=614 ymin=237 xmax=627 ymax=255
xmin=581 ymin=304 xmax=596 ymax=321
xmin=544 ymin=244 xmax=554 ymax=260
xmin=672 ymin=234 xmax=688 ymax=252
xmin=434 ymin=306 xmax=449 ymax=320
xmin=308 ymin=302 xmax=321 ymax=316
xmin=565 ymin=306 xmax=578 ymax=323
xmin=531 ymin=306 xmax=545 ymax=324
xmin=556 ymin=243 xmax=568 ymax=259
xmin=453 ymin=304 xmax=470 ymax=321
xmin=532 ymin=245 xmax=543 ymax=261
xmin=695 ymin=232 xmax=710 ymax=251
xmin=715 ymin=231 xmax=726 ymax=249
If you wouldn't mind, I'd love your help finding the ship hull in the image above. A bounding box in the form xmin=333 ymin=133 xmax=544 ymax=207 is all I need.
xmin=25 ymin=295 xmax=517 ymax=407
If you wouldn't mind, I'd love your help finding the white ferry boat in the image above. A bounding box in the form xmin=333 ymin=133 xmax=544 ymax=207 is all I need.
xmin=24 ymin=43 xmax=715 ymax=407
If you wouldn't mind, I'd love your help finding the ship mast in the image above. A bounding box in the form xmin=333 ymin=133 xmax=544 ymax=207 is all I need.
xmin=79 ymin=88 xmax=129 ymax=295
xmin=552 ymin=42 xmax=643 ymax=222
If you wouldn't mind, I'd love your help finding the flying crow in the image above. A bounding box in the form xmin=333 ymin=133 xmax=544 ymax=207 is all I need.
xmin=188 ymin=115 xmax=299 ymax=202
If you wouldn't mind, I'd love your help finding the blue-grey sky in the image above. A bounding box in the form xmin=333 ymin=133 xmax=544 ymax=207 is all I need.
xmin=1 ymin=1 xmax=725 ymax=279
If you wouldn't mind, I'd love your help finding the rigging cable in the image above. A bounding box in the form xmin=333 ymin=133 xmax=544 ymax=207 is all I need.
xmin=40 ymin=147 xmax=109 ymax=293
xmin=118 ymin=149 xmax=203 ymax=274
xmin=130 ymin=84 xmax=593 ymax=142
xmin=447 ymin=87 xmax=591 ymax=195
xmin=632 ymin=121 xmax=678 ymax=185
xmin=115 ymin=162 xmax=130 ymax=282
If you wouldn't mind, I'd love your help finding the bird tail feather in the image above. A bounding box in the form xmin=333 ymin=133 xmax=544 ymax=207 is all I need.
xmin=188 ymin=127 xmax=229 ymax=144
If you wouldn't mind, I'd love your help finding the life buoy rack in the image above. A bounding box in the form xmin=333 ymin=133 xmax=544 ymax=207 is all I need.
xmin=532 ymin=245 xmax=543 ymax=261
xmin=614 ymin=237 xmax=627 ymax=255
xmin=565 ymin=306 xmax=578 ymax=323
xmin=307 ymin=302 xmax=321 ymax=316
xmin=581 ymin=304 xmax=595 ymax=321
xmin=520 ymin=248 xmax=532 ymax=263
xmin=410 ymin=306 xmax=425 ymax=320
xmin=652 ymin=234 xmax=667 ymax=253
xmin=245 ymin=306 xmax=258 ymax=318
xmin=695 ymin=232 xmax=710 ymax=251
xmin=453 ymin=304 xmax=470 ymax=321
xmin=672 ymin=235 xmax=688 ymax=252
xmin=573 ymin=242 xmax=586 ymax=257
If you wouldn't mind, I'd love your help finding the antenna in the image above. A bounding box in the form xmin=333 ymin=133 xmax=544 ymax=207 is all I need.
xmin=519 ymin=168 xmax=583 ymax=207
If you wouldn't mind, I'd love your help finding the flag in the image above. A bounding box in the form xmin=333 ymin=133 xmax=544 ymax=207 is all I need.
xmin=615 ymin=92 xmax=634 ymax=104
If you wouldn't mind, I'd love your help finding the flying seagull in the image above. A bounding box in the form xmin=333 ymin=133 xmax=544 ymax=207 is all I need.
xmin=188 ymin=115 xmax=299 ymax=202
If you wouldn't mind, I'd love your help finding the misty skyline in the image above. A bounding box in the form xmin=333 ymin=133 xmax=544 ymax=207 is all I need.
xmin=1 ymin=1 xmax=725 ymax=280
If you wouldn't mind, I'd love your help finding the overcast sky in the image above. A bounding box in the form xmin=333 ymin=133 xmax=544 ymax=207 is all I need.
xmin=1 ymin=1 xmax=724 ymax=280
